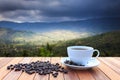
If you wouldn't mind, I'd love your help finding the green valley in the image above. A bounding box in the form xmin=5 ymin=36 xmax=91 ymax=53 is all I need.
xmin=0 ymin=29 xmax=120 ymax=57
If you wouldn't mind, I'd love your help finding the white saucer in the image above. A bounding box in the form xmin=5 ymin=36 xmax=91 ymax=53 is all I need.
xmin=61 ymin=57 xmax=100 ymax=70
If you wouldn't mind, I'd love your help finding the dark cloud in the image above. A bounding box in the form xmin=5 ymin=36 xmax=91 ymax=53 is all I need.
xmin=0 ymin=0 xmax=120 ymax=22
xmin=41 ymin=0 xmax=120 ymax=17
xmin=0 ymin=1 xmax=23 ymax=12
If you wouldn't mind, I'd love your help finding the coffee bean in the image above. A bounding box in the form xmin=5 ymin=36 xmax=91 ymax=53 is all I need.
xmin=64 ymin=60 xmax=85 ymax=66
xmin=63 ymin=69 xmax=68 ymax=74
xmin=11 ymin=66 xmax=14 ymax=70
xmin=55 ymin=63 xmax=59 ymax=66
xmin=52 ymin=72 xmax=58 ymax=77
xmin=7 ymin=66 xmax=10 ymax=70
xmin=22 ymin=69 xmax=25 ymax=72
xmin=39 ymin=72 xmax=42 ymax=75
xmin=7 ymin=60 xmax=68 ymax=78
xmin=10 ymin=64 xmax=13 ymax=67
xmin=15 ymin=68 xmax=21 ymax=71
xmin=39 ymin=71 xmax=44 ymax=75
xmin=26 ymin=71 xmax=33 ymax=75
xmin=61 ymin=67 xmax=64 ymax=70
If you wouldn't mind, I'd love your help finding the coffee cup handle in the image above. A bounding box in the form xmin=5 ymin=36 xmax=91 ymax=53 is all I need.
xmin=93 ymin=49 xmax=100 ymax=58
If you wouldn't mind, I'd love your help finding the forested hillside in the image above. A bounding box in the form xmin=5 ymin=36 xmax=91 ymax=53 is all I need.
xmin=0 ymin=30 xmax=120 ymax=57
xmin=53 ymin=30 xmax=120 ymax=56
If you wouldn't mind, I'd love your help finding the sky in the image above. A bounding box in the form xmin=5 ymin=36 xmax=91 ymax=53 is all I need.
xmin=0 ymin=0 xmax=120 ymax=22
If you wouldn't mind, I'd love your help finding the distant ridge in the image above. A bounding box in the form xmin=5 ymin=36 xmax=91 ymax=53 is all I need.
xmin=0 ymin=27 xmax=90 ymax=45
xmin=0 ymin=17 xmax=120 ymax=33
xmin=53 ymin=30 xmax=120 ymax=56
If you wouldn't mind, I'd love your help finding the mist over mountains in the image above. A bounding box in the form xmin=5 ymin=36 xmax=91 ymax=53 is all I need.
xmin=0 ymin=17 xmax=120 ymax=33
xmin=0 ymin=17 xmax=120 ymax=44
xmin=0 ymin=27 xmax=90 ymax=44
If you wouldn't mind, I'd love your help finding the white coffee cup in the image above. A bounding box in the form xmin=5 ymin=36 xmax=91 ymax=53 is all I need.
xmin=67 ymin=46 xmax=100 ymax=65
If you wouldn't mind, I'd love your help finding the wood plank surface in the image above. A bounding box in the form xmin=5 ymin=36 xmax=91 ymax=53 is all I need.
xmin=2 ymin=57 xmax=33 ymax=80
xmin=97 ymin=58 xmax=120 ymax=80
xmin=105 ymin=58 xmax=120 ymax=68
xmin=49 ymin=57 xmax=64 ymax=80
xmin=62 ymin=57 xmax=79 ymax=80
xmin=114 ymin=57 xmax=120 ymax=61
xmin=0 ymin=57 xmax=23 ymax=80
xmin=34 ymin=57 xmax=50 ymax=80
xmin=64 ymin=68 xmax=79 ymax=80
xmin=0 ymin=58 xmax=13 ymax=69
xmin=0 ymin=57 xmax=119 ymax=80
xmin=89 ymin=67 xmax=110 ymax=80
xmin=98 ymin=58 xmax=120 ymax=74
xmin=18 ymin=57 xmax=41 ymax=80
xmin=0 ymin=57 xmax=4 ymax=60
xmin=76 ymin=70 xmax=95 ymax=80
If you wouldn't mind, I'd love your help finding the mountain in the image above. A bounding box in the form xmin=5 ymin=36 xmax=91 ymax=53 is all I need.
xmin=0 ymin=27 xmax=35 ymax=43
xmin=0 ymin=17 xmax=120 ymax=33
xmin=0 ymin=28 xmax=90 ymax=45
xmin=52 ymin=30 xmax=120 ymax=56
xmin=0 ymin=28 xmax=119 ymax=57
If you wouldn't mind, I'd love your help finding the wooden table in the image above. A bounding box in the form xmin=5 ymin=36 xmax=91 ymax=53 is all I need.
xmin=0 ymin=57 xmax=119 ymax=80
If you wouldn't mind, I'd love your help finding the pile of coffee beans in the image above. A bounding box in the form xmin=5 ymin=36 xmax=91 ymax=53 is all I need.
xmin=64 ymin=60 xmax=85 ymax=66
xmin=7 ymin=61 xmax=68 ymax=78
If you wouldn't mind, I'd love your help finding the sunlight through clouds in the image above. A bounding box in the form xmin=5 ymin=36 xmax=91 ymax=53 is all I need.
xmin=18 ymin=30 xmax=91 ymax=44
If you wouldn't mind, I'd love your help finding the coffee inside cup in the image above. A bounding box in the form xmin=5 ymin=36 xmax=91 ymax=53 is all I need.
xmin=71 ymin=48 xmax=88 ymax=50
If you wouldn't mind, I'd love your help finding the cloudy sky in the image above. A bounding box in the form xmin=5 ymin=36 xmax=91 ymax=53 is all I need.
xmin=0 ymin=0 xmax=120 ymax=22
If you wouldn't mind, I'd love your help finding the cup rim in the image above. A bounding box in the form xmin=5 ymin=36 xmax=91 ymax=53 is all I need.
xmin=67 ymin=46 xmax=94 ymax=51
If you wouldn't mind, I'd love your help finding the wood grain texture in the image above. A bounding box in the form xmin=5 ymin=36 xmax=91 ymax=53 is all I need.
xmin=0 ymin=58 xmax=13 ymax=69
xmin=89 ymin=67 xmax=110 ymax=80
xmin=105 ymin=57 xmax=120 ymax=68
xmin=62 ymin=59 xmax=79 ymax=80
xmin=2 ymin=57 xmax=33 ymax=80
xmin=64 ymin=68 xmax=79 ymax=80
xmin=0 ymin=57 xmax=119 ymax=80
xmin=0 ymin=57 xmax=23 ymax=80
xmin=49 ymin=57 xmax=64 ymax=80
xmin=18 ymin=57 xmax=41 ymax=80
xmin=98 ymin=58 xmax=120 ymax=74
xmin=76 ymin=70 xmax=95 ymax=80
xmin=97 ymin=58 xmax=120 ymax=80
